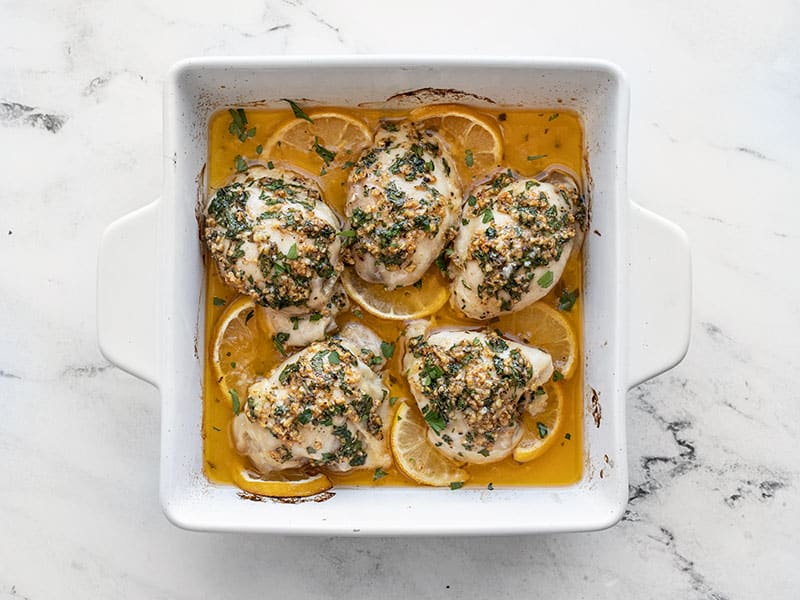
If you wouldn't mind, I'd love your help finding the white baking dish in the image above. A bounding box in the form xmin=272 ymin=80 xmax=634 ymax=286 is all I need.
xmin=97 ymin=56 xmax=690 ymax=535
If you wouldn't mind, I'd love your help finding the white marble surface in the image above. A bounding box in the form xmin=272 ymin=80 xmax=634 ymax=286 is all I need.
xmin=1 ymin=0 xmax=799 ymax=598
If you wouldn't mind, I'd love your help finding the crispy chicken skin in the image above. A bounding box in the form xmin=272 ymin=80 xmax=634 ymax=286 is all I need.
xmin=450 ymin=169 xmax=585 ymax=319
xmin=345 ymin=122 xmax=461 ymax=289
xmin=403 ymin=321 xmax=553 ymax=464
xmin=232 ymin=323 xmax=392 ymax=475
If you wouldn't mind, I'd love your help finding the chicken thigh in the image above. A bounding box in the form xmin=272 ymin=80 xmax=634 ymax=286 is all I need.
xmin=232 ymin=322 xmax=392 ymax=475
xmin=403 ymin=322 xmax=553 ymax=464
xmin=450 ymin=169 xmax=585 ymax=319
xmin=204 ymin=165 xmax=343 ymax=314
xmin=346 ymin=122 xmax=461 ymax=289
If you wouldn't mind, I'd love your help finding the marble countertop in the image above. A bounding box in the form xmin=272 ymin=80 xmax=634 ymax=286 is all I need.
xmin=1 ymin=1 xmax=798 ymax=598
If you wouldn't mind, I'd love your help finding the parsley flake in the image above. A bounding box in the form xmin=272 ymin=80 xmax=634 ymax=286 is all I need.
xmin=558 ymin=288 xmax=579 ymax=311
xmin=229 ymin=389 xmax=240 ymax=414
xmin=373 ymin=467 xmax=388 ymax=481
xmin=465 ymin=149 xmax=474 ymax=167
xmin=537 ymin=270 xmax=554 ymax=288
xmin=212 ymin=296 xmax=226 ymax=306
xmin=381 ymin=341 xmax=395 ymax=359
xmin=313 ymin=136 xmax=336 ymax=166
xmin=282 ymin=98 xmax=314 ymax=123
xmin=234 ymin=155 xmax=248 ymax=172
xmin=227 ymin=108 xmax=256 ymax=142
xmin=449 ymin=481 xmax=465 ymax=490
xmin=422 ymin=406 xmax=446 ymax=434
xmin=272 ymin=332 xmax=290 ymax=356
xmin=536 ymin=421 xmax=549 ymax=438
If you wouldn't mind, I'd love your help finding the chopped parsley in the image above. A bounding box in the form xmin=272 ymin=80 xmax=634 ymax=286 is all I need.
xmin=381 ymin=341 xmax=395 ymax=359
xmin=337 ymin=229 xmax=356 ymax=238
xmin=278 ymin=362 xmax=300 ymax=384
xmin=328 ymin=350 xmax=340 ymax=365
xmin=527 ymin=154 xmax=548 ymax=161
xmin=422 ymin=405 xmax=446 ymax=434
xmin=212 ymin=296 xmax=226 ymax=306
xmin=234 ymin=155 xmax=248 ymax=172
xmin=272 ymin=332 xmax=290 ymax=356
xmin=548 ymin=113 xmax=560 ymax=121
xmin=309 ymin=312 xmax=323 ymax=321
xmin=465 ymin=149 xmax=474 ymax=167
xmin=228 ymin=108 xmax=256 ymax=142
xmin=449 ymin=481 xmax=465 ymax=490
xmin=537 ymin=270 xmax=554 ymax=288
xmin=286 ymin=243 xmax=299 ymax=260
xmin=536 ymin=421 xmax=549 ymax=438
xmin=296 ymin=408 xmax=313 ymax=424
xmin=558 ymin=288 xmax=579 ymax=311
xmin=282 ymin=98 xmax=313 ymax=123
xmin=256 ymin=144 xmax=263 ymax=155
xmin=290 ymin=316 xmax=300 ymax=330
xmin=373 ymin=467 xmax=388 ymax=481
xmin=313 ymin=136 xmax=336 ymax=166
xmin=229 ymin=389 xmax=240 ymax=414
xmin=481 ymin=207 xmax=494 ymax=224
xmin=553 ymin=370 xmax=564 ymax=382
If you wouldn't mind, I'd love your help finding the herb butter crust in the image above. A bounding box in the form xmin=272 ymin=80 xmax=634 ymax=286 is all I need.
xmin=450 ymin=169 xmax=586 ymax=319
xmin=204 ymin=165 xmax=344 ymax=313
xmin=404 ymin=323 xmax=553 ymax=464
xmin=233 ymin=323 xmax=392 ymax=474
xmin=346 ymin=122 xmax=461 ymax=290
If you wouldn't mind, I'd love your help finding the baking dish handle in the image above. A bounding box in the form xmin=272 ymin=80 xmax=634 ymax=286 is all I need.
xmin=97 ymin=201 xmax=159 ymax=387
xmin=627 ymin=203 xmax=691 ymax=389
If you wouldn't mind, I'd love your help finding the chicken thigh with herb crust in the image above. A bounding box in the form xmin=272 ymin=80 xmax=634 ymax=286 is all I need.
xmin=403 ymin=322 xmax=553 ymax=464
xmin=450 ymin=169 xmax=585 ymax=320
xmin=258 ymin=283 xmax=349 ymax=350
xmin=232 ymin=322 xmax=392 ymax=475
xmin=345 ymin=122 xmax=461 ymax=289
xmin=204 ymin=165 xmax=344 ymax=314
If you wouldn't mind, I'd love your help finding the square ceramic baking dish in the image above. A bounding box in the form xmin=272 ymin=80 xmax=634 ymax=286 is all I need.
xmin=97 ymin=56 xmax=690 ymax=535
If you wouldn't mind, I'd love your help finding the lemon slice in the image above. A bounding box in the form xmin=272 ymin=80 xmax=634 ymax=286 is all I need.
xmin=513 ymin=384 xmax=564 ymax=463
xmin=497 ymin=302 xmax=578 ymax=378
xmin=210 ymin=295 xmax=269 ymax=406
xmin=391 ymin=402 xmax=469 ymax=487
xmin=232 ymin=467 xmax=332 ymax=498
xmin=263 ymin=109 xmax=372 ymax=173
xmin=340 ymin=266 xmax=449 ymax=321
xmin=410 ymin=104 xmax=503 ymax=181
